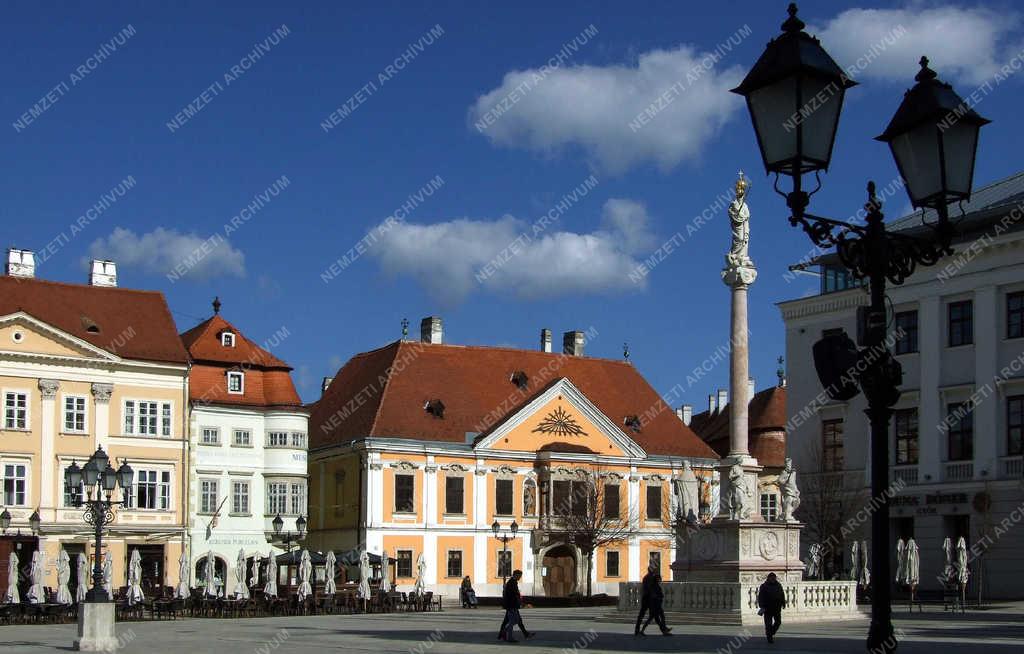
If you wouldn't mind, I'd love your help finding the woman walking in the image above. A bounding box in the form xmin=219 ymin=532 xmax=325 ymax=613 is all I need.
xmin=638 ymin=568 xmax=672 ymax=636
xmin=498 ymin=570 xmax=534 ymax=642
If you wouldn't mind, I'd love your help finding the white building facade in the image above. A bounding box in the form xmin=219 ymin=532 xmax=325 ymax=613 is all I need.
xmin=780 ymin=172 xmax=1024 ymax=599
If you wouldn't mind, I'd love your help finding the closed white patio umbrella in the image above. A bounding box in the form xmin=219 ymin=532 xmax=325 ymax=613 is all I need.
xmin=127 ymin=549 xmax=145 ymax=605
xmin=412 ymin=552 xmax=426 ymax=596
xmin=26 ymin=551 xmax=45 ymax=603
xmin=235 ymin=549 xmax=249 ymax=599
xmin=250 ymin=555 xmax=259 ymax=592
xmin=849 ymin=541 xmax=859 ymax=582
xmin=895 ymin=539 xmax=907 ymax=584
xmin=859 ymin=540 xmax=870 ymax=588
xmin=906 ymin=539 xmax=920 ymax=588
xmin=297 ymin=550 xmax=313 ymax=602
xmin=941 ymin=537 xmax=955 ymax=583
xmin=56 ymin=549 xmax=73 ymax=605
xmin=324 ymin=551 xmax=337 ymax=595
xmin=176 ymin=550 xmax=190 ymax=599
xmin=263 ymin=551 xmax=277 ymax=598
xmin=204 ymin=551 xmax=217 ymax=597
xmin=357 ymin=551 xmax=371 ymax=599
xmin=956 ymin=536 xmax=970 ymax=586
xmin=102 ymin=551 xmax=113 ymax=598
xmin=4 ymin=551 xmax=19 ymax=603
xmin=379 ymin=550 xmax=391 ymax=593
xmin=76 ymin=553 xmax=89 ymax=603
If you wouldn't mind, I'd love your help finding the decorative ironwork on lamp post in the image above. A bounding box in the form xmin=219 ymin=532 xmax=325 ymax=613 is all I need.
xmin=491 ymin=519 xmax=519 ymax=585
xmin=64 ymin=447 xmax=134 ymax=602
xmin=731 ymin=5 xmax=988 ymax=653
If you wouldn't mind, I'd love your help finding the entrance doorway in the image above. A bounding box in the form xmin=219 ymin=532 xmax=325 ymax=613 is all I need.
xmin=62 ymin=544 xmax=86 ymax=601
xmin=133 ymin=545 xmax=165 ymax=594
xmin=0 ymin=536 xmax=38 ymax=600
xmin=541 ymin=545 xmax=576 ymax=597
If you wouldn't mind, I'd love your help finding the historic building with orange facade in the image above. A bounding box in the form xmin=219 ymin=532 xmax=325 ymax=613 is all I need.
xmin=307 ymin=317 xmax=720 ymax=600
xmin=1 ymin=253 xmax=189 ymax=600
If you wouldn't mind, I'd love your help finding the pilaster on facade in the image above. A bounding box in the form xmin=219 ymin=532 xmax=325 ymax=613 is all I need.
xmin=38 ymin=378 xmax=59 ymax=515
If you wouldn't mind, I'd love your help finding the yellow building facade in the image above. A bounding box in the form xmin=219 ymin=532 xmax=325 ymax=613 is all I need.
xmin=308 ymin=321 xmax=720 ymax=600
xmin=1 ymin=260 xmax=189 ymax=600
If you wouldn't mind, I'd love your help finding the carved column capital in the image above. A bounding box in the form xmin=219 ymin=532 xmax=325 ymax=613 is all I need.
xmin=91 ymin=383 xmax=114 ymax=403
xmin=38 ymin=378 xmax=60 ymax=398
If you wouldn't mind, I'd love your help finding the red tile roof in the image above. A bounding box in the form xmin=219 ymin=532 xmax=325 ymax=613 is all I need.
xmin=688 ymin=385 xmax=787 ymax=467
xmin=0 ymin=275 xmax=188 ymax=364
xmin=181 ymin=314 xmax=302 ymax=408
xmin=310 ymin=340 xmax=719 ymax=459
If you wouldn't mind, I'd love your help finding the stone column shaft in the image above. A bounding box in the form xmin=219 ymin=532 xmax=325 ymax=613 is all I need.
xmin=729 ymin=285 xmax=750 ymax=457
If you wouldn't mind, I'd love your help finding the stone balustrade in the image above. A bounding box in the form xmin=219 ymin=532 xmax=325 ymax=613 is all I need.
xmin=618 ymin=580 xmax=859 ymax=623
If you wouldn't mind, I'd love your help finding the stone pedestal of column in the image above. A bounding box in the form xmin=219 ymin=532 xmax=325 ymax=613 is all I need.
xmin=75 ymin=601 xmax=118 ymax=652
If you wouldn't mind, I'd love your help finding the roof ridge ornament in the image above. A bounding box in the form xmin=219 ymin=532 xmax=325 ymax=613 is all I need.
xmin=212 ymin=296 xmax=221 ymax=315
xmin=781 ymin=3 xmax=805 ymax=34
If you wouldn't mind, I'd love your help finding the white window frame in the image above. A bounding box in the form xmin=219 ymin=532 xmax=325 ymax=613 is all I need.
xmin=267 ymin=431 xmax=289 ymax=447
xmin=3 ymin=389 xmax=30 ymax=431
xmin=199 ymin=479 xmax=219 ymax=514
xmin=266 ymin=481 xmax=289 ymax=515
xmin=291 ymin=432 xmax=307 ymax=449
xmin=127 ymin=468 xmax=172 ymax=511
xmin=1 ymin=459 xmax=30 ymax=507
xmin=233 ymin=429 xmax=252 ymax=447
xmin=62 ymin=394 xmax=88 ymax=433
xmin=231 ymin=479 xmax=251 ymax=515
xmin=122 ymin=399 xmax=173 ymax=437
xmin=290 ymin=481 xmax=307 ymax=516
xmin=221 ymin=332 xmax=235 ymax=347
xmin=227 ymin=371 xmax=244 ymax=395
xmin=200 ymin=426 xmax=221 ymax=445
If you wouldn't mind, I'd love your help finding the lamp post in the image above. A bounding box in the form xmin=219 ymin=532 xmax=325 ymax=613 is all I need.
xmin=0 ymin=508 xmax=10 ymax=534
xmin=65 ymin=448 xmax=134 ymax=602
xmin=0 ymin=507 xmax=41 ymax=536
xmin=491 ymin=520 xmax=519 ymax=586
xmin=272 ymin=513 xmax=307 ymax=551
xmin=731 ymin=6 xmax=988 ymax=652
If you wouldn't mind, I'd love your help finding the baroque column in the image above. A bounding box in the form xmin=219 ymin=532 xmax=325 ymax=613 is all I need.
xmin=718 ymin=172 xmax=761 ymax=522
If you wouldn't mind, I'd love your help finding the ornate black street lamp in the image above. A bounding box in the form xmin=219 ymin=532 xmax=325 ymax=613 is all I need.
xmin=271 ymin=513 xmax=307 ymax=551
xmin=0 ymin=508 xmax=10 ymax=534
xmin=0 ymin=507 xmax=41 ymax=536
xmin=491 ymin=519 xmax=519 ymax=585
xmin=732 ymin=5 xmax=988 ymax=653
xmin=65 ymin=447 xmax=134 ymax=602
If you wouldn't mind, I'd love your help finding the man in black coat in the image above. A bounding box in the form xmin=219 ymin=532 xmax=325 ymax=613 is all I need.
xmin=639 ymin=570 xmax=672 ymax=636
xmin=634 ymin=566 xmax=655 ymax=635
xmin=757 ymin=572 xmax=787 ymax=643
xmin=498 ymin=570 xmax=533 ymax=642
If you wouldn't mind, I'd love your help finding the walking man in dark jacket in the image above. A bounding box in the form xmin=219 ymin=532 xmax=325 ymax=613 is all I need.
xmin=757 ymin=572 xmax=787 ymax=643
xmin=638 ymin=569 xmax=672 ymax=636
xmin=498 ymin=570 xmax=533 ymax=642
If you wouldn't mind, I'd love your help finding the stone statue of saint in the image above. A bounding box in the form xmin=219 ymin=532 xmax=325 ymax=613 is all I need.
xmin=726 ymin=462 xmax=751 ymax=520
xmin=779 ymin=457 xmax=801 ymax=522
xmin=524 ymin=480 xmax=537 ymax=516
xmin=675 ymin=460 xmax=699 ymax=524
xmin=726 ymin=171 xmax=753 ymax=269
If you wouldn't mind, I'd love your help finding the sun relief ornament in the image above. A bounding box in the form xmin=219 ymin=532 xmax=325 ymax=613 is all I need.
xmin=532 ymin=406 xmax=587 ymax=437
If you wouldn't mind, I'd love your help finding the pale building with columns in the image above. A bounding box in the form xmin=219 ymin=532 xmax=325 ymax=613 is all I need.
xmin=307 ymin=318 xmax=719 ymax=600
xmin=0 ymin=253 xmax=189 ymax=601
xmin=780 ymin=171 xmax=1024 ymax=598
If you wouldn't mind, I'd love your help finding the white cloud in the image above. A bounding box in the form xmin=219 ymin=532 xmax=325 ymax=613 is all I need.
xmin=812 ymin=6 xmax=1018 ymax=85
xmin=87 ymin=227 xmax=246 ymax=281
xmin=469 ymin=44 xmax=747 ymax=173
xmin=369 ymin=198 xmax=658 ymax=303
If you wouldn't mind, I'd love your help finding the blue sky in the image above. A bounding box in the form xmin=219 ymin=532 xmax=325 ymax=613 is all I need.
xmin=3 ymin=1 xmax=1022 ymax=404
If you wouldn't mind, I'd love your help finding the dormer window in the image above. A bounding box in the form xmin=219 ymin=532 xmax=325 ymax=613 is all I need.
xmin=425 ymin=399 xmax=445 ymax=419
xmin=510 ymin=371 xmax=529 ymax=390
xmin=624 ymin=415 xmax=642 ymax=433
xmin=227 ymin=371 xmax=244 ymax=394
xmin=221 ymin=332 xmax=235 ymax=347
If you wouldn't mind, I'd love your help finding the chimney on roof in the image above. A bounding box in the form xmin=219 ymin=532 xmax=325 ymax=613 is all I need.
xmin=540 ymin=328 xmax=552 ymax=353
xmin=420 ymin=316 xmax=443 ymax=344
xmin=89 ymin=259 xmax=117 ymax=287
xmin=321 ymin=377 xmax=333 ymax=396
xmin=748 ymin=377 xmax=756 ymax=404
xmin=708 ymin=394 xmax=716 ymax=414
xmin=675 ymin=407 xmax=683 ymax=421
xmin=716 ymin=388 xmax=728 ymax=412
xmin=6 ymin=248 xmax=35 ymax=278
xmin=562 ymin=330 xmax=584 ymax=356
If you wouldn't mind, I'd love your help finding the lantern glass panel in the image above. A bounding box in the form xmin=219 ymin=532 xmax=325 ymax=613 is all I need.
xmin=748 ymin=77 xmax=798 ymax=171
xmin=800 ymin=75 xmax=845 ymax=167
xmin=941 ymin=120 xmax=980 ymax=201
xmin=890 ymin=122 xmax=941 ymax=207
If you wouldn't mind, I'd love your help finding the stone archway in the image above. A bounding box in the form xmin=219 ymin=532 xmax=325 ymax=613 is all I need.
xmin=540 ymin=544 xmax=578 ymax=597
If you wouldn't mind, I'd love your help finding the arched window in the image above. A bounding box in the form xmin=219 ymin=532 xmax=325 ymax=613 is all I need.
xmin=194 ymin=556 xmax=227 ymax=596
